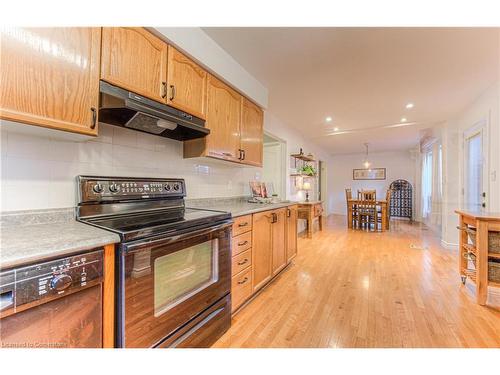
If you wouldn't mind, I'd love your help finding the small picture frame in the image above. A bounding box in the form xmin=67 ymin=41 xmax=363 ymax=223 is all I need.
xmin=353 ymin=168 xmax=386 ymax=180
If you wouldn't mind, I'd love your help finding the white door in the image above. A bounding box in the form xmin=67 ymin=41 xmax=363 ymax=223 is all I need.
xmin=464 ymin=122 xmax=488 ymax=211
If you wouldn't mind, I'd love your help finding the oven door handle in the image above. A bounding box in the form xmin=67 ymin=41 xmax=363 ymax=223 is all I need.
xmin=123 ymin=221 xmax=233 ymax=252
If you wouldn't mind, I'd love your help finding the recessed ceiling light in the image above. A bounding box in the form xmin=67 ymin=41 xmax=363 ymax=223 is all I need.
xmin=333 ymin=127 xmax=339 ymax=131
xmin=325 ymin=116 xmax=332 ymax=122
xmin=405 ymin=103 xmax=414 ymax=109
xmin=401 ymin=117 xmax=407 ymax=123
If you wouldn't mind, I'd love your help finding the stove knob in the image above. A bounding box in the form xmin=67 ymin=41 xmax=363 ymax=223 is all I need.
xmin=173 ymin=183 xmax=180 ymax=191
xmin=93 ymin=183 xmax=104 ymax=194
xmin=50 ymin=274 xmax=73 ymax=291
xmin=109 ymin=183 xmax=120 ymax=193
xmin=165 ymin=184 xmax=171 ymax=191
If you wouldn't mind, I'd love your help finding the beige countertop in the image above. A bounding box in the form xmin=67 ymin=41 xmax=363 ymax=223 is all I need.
xmin=186 ymin=197 xmax=300 ymax=217
xmin=0 ymin=208 xmax=119 ymax=270
xmin=455 ymin=209 xmax=500 ymax=221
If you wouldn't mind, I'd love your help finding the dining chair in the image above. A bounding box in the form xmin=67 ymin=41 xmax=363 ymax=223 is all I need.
xmin=357 ymin=190 xmax=377 ymax=230
xmin=345 ymin=188 xmax=358 ymax=228
xmin=377 ymin=188 xmax=392 ymax=230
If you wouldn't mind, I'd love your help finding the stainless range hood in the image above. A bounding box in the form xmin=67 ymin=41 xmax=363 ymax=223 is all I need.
xmin=98 ymin=81 xmax=209 ymax=141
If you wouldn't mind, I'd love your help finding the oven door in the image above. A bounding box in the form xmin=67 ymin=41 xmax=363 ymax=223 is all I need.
xmin=118 ymin=221 xmax=232 ymax=348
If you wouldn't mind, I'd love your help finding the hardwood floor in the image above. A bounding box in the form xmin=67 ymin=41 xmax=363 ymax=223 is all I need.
xmin=213 ymin=215 xmax=500 ymax=348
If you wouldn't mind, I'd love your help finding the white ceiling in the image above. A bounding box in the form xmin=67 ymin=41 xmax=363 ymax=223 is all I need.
xmin=202 ymin=28 xmax=499 ymax=154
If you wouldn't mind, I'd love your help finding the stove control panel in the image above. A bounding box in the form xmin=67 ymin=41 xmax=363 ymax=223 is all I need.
xmin=78 ymin=176 xmax=185 ymax=203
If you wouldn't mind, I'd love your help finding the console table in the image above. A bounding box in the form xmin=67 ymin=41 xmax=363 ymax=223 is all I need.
xmin=455 ymin=210 xmax=500 ymax=305
xmin=298 ymin=201 xmax=324 ymax=238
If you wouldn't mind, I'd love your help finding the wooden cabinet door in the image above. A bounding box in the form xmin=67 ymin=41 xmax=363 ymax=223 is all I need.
xmin=205 ymin=74 xmax=241 ymax=162
xmin=272 ymin=208 xmax=287 ymax=275
xmin=252 ymin=211 xmax=273 ymax=291
xmin=101 ymin=27 xmax=168 ymax=103
xmin=240 ymin=97 xmax=263 ymax=166
xmin=166 ymin=46 xmax=207 ymax=119
xmin=0 ymin=27 xmax=101 ymax=135
xmin=286 ymin=205 xmax=298 ymax=263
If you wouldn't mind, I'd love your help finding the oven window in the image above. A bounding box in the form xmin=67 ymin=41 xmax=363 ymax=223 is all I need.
xmin=154 ymin=239 xmax=219 ymax=317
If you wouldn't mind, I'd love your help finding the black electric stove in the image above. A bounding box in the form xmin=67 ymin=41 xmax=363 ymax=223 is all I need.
xmin=76 ymin=176 xmax=231 ymax=242
xmin=76 ymin=176 xmax=233 ymax=348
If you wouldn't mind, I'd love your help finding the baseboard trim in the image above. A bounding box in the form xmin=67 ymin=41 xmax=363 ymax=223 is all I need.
xmin=441 ymin=239 xmax=459 ymax=250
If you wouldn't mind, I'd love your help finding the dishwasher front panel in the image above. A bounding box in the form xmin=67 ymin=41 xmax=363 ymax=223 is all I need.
xmin=0 ymin=284 xmax=102 ymax=348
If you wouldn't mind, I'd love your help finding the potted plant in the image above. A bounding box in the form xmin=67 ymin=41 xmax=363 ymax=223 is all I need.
xmin=301 ymin=164 xmax=316 ymax=176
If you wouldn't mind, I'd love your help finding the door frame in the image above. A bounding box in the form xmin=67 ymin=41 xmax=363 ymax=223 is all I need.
xmin=462 ymin=118 xmax=489 ymax=211
xmin=263 ymin=131 xmax=287 ymax=199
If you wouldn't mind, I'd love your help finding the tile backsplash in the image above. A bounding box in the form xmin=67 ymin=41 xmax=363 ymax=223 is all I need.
xmin=1 ymin=123 xmax=261 ymax=212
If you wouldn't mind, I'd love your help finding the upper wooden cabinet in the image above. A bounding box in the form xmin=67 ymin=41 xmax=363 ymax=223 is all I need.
xmin=184 ymin=74 xmax=241 ymax=163
xmin=0 ymin=27 xmax=101 ymax=135
xmin=183 ymin=76 xmax=264 ymax=166
xmin=101 ymin=27 xmax=168 ymax=103
xmin=166 ymin=46 xmax=207 ymax=119
xmin=240 ymin=98 xmax=263 ymax=166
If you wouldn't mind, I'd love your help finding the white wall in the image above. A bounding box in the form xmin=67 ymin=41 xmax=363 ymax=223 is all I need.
xmin=329 ymin=151 xmax=416 ymax=215
xmin=263 ymin=112 xmax=335 ymax=215
xmin=439 ymin=82 xmax=500 ymax=247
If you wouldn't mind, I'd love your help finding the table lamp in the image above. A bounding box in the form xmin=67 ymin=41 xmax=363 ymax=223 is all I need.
xmin=302 ymin=181 xmax=312 ymax=202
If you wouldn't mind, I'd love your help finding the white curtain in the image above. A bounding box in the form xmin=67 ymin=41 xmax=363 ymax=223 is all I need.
xmin=421 ymin=151 xmax=433 ymax=219
xmin=420 ymin=142 xmax=443 ymax=229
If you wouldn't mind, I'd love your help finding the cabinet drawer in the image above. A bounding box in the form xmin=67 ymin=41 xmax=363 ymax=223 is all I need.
xmin=232 ymin=215 xmax=252 ymax=236
xmin=232 ymin=249 xmax=252 ymax=276
xmin=232 ymin=231 xmax=252 ymax=256
xmin=231 ymin=268 xmax=253 ymax=312
xmin=314 ymin=204 xmax=323 ymax=217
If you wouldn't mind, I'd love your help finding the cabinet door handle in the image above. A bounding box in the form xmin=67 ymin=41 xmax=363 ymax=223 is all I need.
xmin=237 ymin=259 xmax=249 ymax=266
xmin=238 ymin=149 xmax=243 ymax=160
xmin=169 ymin=85 xmax=176 ymax=101
xmin=238 ymin=222 xmax=248 ymax=227
xmin=242 ymin=149 xmax=246 ymax=161
xmin=286 ymin=208 xmax=291 ymax=217
xmin=271 ymin=213 xmax=277 ymax=223
xmin=90 ymin=107 xmax=97 ymax=129
xmin=237 ymin=277 xmax=249 ymax=285
xmin=161 ymin=82 xmax=167 ymax=98
xmin=237 ymin=240 xmax=248 ymax=246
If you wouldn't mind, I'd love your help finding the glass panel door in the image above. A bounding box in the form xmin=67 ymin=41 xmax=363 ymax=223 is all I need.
xmin=464 ymin=131 xmax=484 ymax=211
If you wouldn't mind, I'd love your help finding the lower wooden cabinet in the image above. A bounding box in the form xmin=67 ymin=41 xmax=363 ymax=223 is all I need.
xmin=230 ymin=205 xmax=299 ymax=314
xmin=271 ymin=208 xmax=287 ymax=276
xmin=286 ymin=205 xmax=298 ymax=262
xmin=251 ymin=210 xmax=273 ymax=292
xmin=231 ymin=268 xmax=253 ymax=312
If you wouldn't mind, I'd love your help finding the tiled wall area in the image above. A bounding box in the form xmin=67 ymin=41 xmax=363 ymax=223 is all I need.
xmin=1 ymin=123 xmax=261 ymax=211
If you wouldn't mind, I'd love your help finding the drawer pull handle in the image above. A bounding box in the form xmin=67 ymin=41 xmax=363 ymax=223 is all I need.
xmin=237 ymin=259 xmax=249 ymax=266
xmin=238 ymin=277 xmax=249 ymax=285
xmin=237 ymin=240 xmax=248 ymax=246
xmin=238 ymin=222 xmax=249 ymax=227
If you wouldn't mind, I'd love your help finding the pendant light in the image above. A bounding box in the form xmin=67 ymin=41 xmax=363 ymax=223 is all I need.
xmin=363 ymin=143 xmax=371 ymax=169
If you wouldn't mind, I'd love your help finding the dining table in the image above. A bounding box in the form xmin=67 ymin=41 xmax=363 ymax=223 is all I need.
xmin=347 ymin=199 xmax=389 ymax=231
